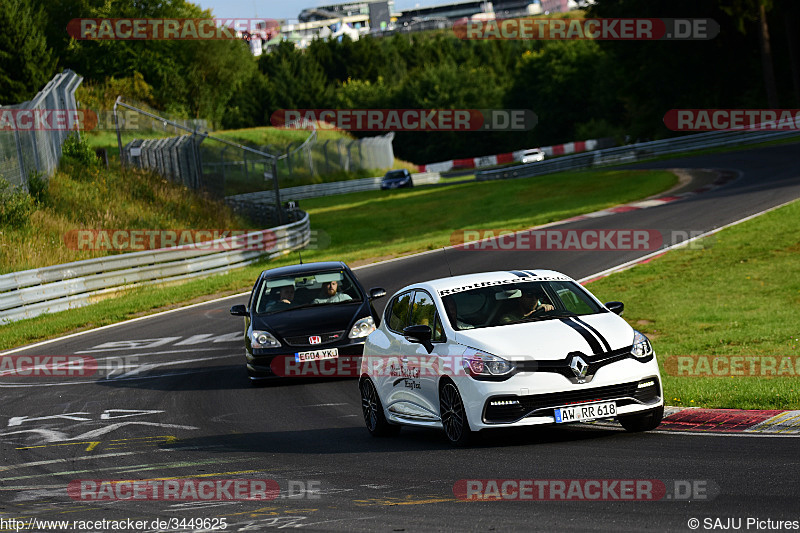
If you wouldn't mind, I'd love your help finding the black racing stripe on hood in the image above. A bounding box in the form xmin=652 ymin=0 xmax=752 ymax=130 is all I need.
xmin=572 ymin=316 xmax=612 ymax=352
xmin=560 ymin=318 xmax=603 ymax=355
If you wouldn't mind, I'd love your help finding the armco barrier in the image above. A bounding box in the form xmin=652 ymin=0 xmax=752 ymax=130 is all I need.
xmin=476 ymin=127 xmax=800 ymax=181
xmin=225 ymin=172 xmax=440 ymax=204
xmin=0 ymin=214 xmax=310 ymax=324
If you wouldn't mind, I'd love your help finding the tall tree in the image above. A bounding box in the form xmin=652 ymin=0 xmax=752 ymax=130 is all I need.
xmin=0 ymin=0 xmax=56 ymax=104
xmin=721 ymin=0 xmax=779 ymax=106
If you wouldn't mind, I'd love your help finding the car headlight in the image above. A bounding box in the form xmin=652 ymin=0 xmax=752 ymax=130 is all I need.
xmin=349 ymin=316 xmax=376 ymax=339
xmin=251 ymin=330 xmax=281 ymax=349
xmin=631 ymin=330 xmax=653 ymax=358
xmin=463 ymin=352 xmax=515 ymax=377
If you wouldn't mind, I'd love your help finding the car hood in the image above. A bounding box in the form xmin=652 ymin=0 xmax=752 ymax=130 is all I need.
xmin=253 ymin=302 xmax=366 ymax=338
xmin=454 ymin=312 xmax=635 ymax=360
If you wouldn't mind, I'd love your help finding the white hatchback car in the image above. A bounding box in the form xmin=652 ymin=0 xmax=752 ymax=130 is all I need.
xmin=520 ymin=148 xmax=545 ymax=163
xmin=359 ymin=270 xmax=663 ymax=445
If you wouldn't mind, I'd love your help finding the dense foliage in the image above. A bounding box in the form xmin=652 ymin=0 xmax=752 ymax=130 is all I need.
xmin=1 ymin=0 xmax=797 ymax=163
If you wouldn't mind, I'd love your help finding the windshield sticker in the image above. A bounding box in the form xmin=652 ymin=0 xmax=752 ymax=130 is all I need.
xmin=438 ymin=276 xmax=569 ymax=296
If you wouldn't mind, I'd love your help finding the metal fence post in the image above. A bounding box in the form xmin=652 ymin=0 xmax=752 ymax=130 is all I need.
xmin=270 ymin=158 xmax=284 ymax=226
xmin=114 ymin=96 xmax=125 ymax=168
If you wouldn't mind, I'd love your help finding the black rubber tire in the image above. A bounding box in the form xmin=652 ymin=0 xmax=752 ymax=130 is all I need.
xmin=619 ymin=405 xmax=664 ymax=432
xmin=439 ymin=381 xmax=473 ymax=446
xmin=360 ymin=378 xmax=401 ymax=437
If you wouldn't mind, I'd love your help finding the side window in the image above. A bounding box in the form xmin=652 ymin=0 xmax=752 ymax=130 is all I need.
xmin=387 ymin=291 xmax=413 ymax=332
xmin=409 ymin=291 xmax=436 ymax=327
xmin=432 ymin=314 xmax=445 ymax=342
xmin=551 ymin=281 xmax=598 ymax=314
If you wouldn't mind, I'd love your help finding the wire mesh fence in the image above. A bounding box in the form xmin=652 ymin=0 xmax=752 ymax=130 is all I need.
xmin=114 ymin=99 xmax=396 ymax=200
xmin=0 ymin=70 xmax=84 ymax=191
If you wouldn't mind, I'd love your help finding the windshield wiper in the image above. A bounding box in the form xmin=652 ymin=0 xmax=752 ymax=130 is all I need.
xmin=521 ymin=310 xmax=578 ymax=322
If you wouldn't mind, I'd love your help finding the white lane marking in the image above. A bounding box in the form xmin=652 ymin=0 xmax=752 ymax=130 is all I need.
xmin=78 ymin=348 xmax=223 ymax=357
xmin=0 ymin=452 xmax=139 ymax=473
xmin=9 ymin=413 xmax=91 ymax=426
xmin=65 ymin=421 xmax=198 ymax=441
xmin=0 ymin=292 xmax=247 ymax=355
xmin=300 ymin=403 xmax=349 ymax=407
xmin=0 ymin=354 xmax=239 ymax=388
xmin=0 ymin=422 xmax=197 ymax=444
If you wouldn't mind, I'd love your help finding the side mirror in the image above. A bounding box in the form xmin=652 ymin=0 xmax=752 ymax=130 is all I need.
xmin=605 ymin=301 xmax=624 ymax=316
xmin=403 ymin=324 xmax=433 ymax=353
xmin=369 ymin=287 xmax=387 ymax=300
xmin=230 ymin=304 xmax=248 ymax=316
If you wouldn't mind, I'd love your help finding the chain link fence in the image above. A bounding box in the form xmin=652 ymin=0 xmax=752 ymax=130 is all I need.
xmin=0 ymin=70 xmax=84 ymax=191
xmin=115 ymin=99 xmax=396 ymax=201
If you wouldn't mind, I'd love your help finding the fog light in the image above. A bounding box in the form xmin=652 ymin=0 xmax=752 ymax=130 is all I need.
xmin=638 ymin=380 xmax=655 ymax=389
xmin=490 ymin=400 xmax=520 ymax=407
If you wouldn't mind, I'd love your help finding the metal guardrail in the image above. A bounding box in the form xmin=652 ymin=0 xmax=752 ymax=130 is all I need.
xmin=225 ymin=172 xmax=440 ymax=203
xmin=476 ymin=127 xmax=800 ymax=181
xmin=0 ymin=214 xmax=310 ymax=324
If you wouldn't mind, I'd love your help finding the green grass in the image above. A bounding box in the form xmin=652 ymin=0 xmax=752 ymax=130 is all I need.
xmin=0 ymin=161 xmax=255 ymax=274
xmin=300 ymin=169 xmax=677 ymax=264
xmin=587 ymin=200 xmax=800 ymax=410
xmin=0 ymin=168 xmax=676 ymax=350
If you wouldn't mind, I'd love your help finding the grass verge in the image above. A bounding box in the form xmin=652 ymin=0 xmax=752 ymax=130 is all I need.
xmin=587 ymin=199 xmax=800 ymax=410
xmin=1 ymin=168 xmax=675 ymax=350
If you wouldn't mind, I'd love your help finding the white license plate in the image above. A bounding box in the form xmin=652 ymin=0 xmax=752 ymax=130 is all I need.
xmin=295 ymin=348 xmax=339 ymax=362
xmin=554 ymin=401 xmax=616 ymax=423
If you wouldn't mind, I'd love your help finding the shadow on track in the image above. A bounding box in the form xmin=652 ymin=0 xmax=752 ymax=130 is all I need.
xmin=159 ymin=423 xmax=628 ymax=455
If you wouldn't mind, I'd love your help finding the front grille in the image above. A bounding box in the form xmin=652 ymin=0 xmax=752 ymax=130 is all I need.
xmin=284 ymin=330 xmax=346 ymax=347
xmin=483 ymin=378 xmax=661 ymax=424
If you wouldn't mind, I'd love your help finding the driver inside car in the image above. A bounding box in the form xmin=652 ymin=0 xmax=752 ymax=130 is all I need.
xmin=499 ymin=286 xmax=555 ymax=324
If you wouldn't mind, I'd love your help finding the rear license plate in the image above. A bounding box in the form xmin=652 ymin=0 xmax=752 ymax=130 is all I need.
xmin=295 ymin=348 xmax=339 ymax=362
xmin=554 ymin=401 xmax=616 ymax=423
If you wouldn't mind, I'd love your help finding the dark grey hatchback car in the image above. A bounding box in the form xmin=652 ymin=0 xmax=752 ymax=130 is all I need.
xmin=380 ymin=169 xmax=413 ymax=189
xmin=230 ymin=261 xmax=385 ymax=382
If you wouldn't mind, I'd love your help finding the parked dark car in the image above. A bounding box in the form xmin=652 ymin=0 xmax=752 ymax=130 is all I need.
xmin=230 ymin=261 xmax=386 ymax=382
xmin=380 ymin=169 xmax=413 ymax=190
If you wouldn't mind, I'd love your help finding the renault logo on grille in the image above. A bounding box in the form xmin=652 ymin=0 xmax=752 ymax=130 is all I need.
xmin=570 ymin=355 xmax=589 ymax=379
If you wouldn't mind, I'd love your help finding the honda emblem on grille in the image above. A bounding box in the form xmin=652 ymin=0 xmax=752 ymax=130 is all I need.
xmin=570 ymin=355 xmax=589 ymax=382
xmin=309 ymin=336 xmax=322 ymax=345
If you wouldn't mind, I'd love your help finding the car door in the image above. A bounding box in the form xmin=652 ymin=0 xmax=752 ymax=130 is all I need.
xmin=375 ymin=290 xmax=414 ymax=412
xmin=405 ymin=290 xmax=449 ymax=418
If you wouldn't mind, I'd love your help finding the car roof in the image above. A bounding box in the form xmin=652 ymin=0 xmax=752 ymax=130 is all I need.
xmin=258 ymin=261 xmax=349 ymax=280
xmin=399 ymin=269 xmax=575 ymax=298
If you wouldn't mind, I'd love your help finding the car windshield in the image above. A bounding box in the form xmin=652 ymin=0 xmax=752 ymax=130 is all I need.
xmin=384 ymin=170 xmax=407 ymax=179
xmin=254 ymin=270 xmax=363 ymax=315
xmin=442 ymin=280 xmax=603 ymax=330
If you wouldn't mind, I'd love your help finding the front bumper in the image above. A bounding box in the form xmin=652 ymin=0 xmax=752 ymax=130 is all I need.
xmin=457 ymin=357 xmax=663 ymax=430
xmin=247 ymin=342 xmax=366 ymax=379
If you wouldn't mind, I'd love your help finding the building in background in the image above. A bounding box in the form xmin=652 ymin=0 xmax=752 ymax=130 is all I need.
xmin=299 ymin=1 xmax=395 ymax=23
xmin=540 ymin=0 xmax=594 ymax=14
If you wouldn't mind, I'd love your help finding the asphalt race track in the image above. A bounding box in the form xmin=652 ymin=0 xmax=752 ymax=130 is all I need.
xmin=1 ymin=142 xmax=799 ymax=532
